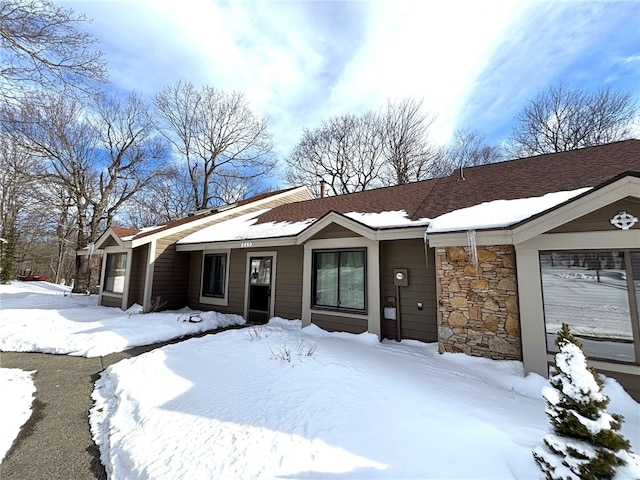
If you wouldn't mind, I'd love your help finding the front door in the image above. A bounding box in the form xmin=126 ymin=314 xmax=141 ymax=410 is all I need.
xmin=247 ymin=255 xmax=273 ymax=324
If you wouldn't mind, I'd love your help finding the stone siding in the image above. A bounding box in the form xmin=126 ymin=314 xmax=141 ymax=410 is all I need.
xmin=436 ymin=244 xmax=521 ymax=360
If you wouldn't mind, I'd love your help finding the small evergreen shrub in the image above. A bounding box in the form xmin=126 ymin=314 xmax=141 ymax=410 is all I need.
xmin=533 ymin=323 xmax=639 ymax=479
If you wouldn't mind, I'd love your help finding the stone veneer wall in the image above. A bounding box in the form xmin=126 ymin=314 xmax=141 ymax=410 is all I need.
xmin=436 ymin=244 xmax=521 ymax=360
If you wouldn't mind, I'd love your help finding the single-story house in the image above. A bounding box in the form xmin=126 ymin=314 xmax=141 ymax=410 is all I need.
xmin=93 ymin=187 xmax=313 ymax=312
xmin=99 ymin=140 xmax=640 ymax=400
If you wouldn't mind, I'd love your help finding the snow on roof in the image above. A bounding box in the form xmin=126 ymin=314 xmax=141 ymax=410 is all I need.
xmin=345 ymin=210 xmax=430 ymax=228
xmin=121 ymin=225 xmax=162 ymax=241
xmin=179 ymin=187 xmax=592 ymax=244
xmin=426 ymin=187 xmax=591 ymax=233
xmin=178 ymin=209 xmax=315 ymax=244
xmin=180 ymin=208 xmax=434 ymax=244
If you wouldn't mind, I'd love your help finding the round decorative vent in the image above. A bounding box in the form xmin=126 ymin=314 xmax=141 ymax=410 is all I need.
xmin=610 ymin=211 xmax=638 ymax=231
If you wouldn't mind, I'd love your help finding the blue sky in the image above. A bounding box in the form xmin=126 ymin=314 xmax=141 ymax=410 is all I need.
xmin=64 ymin=0 xmax=639 ymax=157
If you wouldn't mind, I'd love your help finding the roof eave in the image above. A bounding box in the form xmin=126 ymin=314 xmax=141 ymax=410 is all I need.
xmin=176 ymin=218 xmax=429 ymax=252
xmin=94 ymin=228 xmax=132 ymax=250
xmin=427 ymin=173 xmax=640 ymax=247
xmin=132 ymin=185 xmax=313 ymax=246
xmin=176 ymin=235 xmax=299 ymax=251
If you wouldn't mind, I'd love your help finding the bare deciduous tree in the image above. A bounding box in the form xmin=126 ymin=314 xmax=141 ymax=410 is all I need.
xmin=91 ymin=92 xmax=168 ymax=227
xmin=207 ymin=170 xmax=272 ymax=207
xmin=0 ymin=0 xmax=106 ymax=100
xmin=0 ymin=133 xmax=36 ymax=282
xmin=154 ymin=81 xmax=275 ymax=211
xmin=442 ymin=128 xmax=502 ymax=171
xmin=2 ymin=92 xmax=166 ymax=291
xmin=121 ymin=164 xmax=274 ymax=228
xmin=285 ymin=111 xmax=386 ymax=196
xmin=380 ymin=98 xmax=440 ymax=185
xmin=47 ymin=186 xmax=77 ymax=284
xmin=11 ymin=182 xmax=77 ymax=284
xmin=285 ymin=99 xmax=443 ymax=195
xmin=507 ymin=82 xmax=638 ymax=156
xmin=122 ymin=163 xmax=195 ymax=227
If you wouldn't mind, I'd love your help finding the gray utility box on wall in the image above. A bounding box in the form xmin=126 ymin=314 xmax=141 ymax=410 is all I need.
xmin=393 ymin=268 xmax=408 ymax=287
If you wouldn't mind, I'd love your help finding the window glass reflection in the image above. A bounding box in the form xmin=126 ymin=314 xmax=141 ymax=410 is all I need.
xmin=540 ymin=251 xmax=635 ymax=363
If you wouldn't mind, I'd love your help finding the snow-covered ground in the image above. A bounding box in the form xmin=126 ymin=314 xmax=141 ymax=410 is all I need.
xmin=91 ymin=319 xmax=640 ymax=480
xmin=0 ymin=282 xmax=245 ymax=357
xmin=2 ymin=282 xmax=638 ymax=478
xmin=0 ymin=368 xmax=36 ymax=462
xmin=0 ymin=281 xmax=244 ymax=465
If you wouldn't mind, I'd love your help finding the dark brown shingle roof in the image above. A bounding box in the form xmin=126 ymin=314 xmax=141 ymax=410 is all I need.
xmin=131 ymin=210 xmax=214 ymax=240
xmin=110 ymin=226 xmax=140 ymax=238
xmin=257 ymin=140 xmax=640 ymax=225
xmin=255 ymin=179 xmax=439 ymax=224
xmin=414 ymin=139 xmax=640 ymax=220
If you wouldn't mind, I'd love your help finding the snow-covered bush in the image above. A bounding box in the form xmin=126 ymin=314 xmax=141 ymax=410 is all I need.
xmin=533 ymin=323 xmax=639 ymax=480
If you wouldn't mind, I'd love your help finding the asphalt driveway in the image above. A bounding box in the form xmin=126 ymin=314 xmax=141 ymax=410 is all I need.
xmin=0 ymin=328 xmax=242 ymax=479
xmin=1 ymin=352 xmax=109 ymax=479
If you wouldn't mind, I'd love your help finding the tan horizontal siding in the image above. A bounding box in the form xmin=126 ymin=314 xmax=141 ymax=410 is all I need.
xmin=311 ymin=313 xmax=368 ymax=334
xmin=150 ymin=227 xmax=206 ymax=310
xmin=151 ymin=243 xmax=190 ymax=310
xmin=227 ymin=249 xmax=247 ymax=312
xmin=225 ymin=246 xmax=304 ymax=320
xmin=100 ymin=295 xmax=121 ymax=308
xmin=286 ymin=190 xmax=314 ymax=203
xmin=127 ymin=244 xmax=148 ymax=307
xmin=273 ymin=246 xmax=304 ymax=320
xmin=187 ymin=249 xmax=245 ymax=315
xmin=380 ymin=239 xmax=437 ymax=343
xmin=309 ymin=223 xmax=361 ymax=240
xmin=188 ymin=251 xmax=203 ymax=305
xmin=146 ymin=189 xmax=311 ymax=311
xmin=187 ymin=246 xmax=303 ymax=321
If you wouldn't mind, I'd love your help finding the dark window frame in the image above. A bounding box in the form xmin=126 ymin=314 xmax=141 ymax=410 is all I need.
xmin=311 ymin=247 xmax=367 ymax=314
xmin=202 ymin=253 xmax=227 ymax=298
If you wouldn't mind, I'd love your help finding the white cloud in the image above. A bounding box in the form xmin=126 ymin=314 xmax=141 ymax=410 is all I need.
xmin=455 ymin=1 xmax=640 ymax=141
xmin=64 ymin=0 xmax=639 ymax=159
xmin=327 ymin=0 xmax=530 ymax=143
xmin=67 ymin=0 xmax=529 ymax=148
xmin=139 ymin=1 xmax=339 ymax=153
xmin=619 ymin=54 xmax=640 ymax=65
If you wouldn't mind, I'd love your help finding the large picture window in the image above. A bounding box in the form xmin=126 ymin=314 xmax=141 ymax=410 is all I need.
xmin=313 ymin=248 xmax=366 ymax=312
xmin=540 ymin=250 xmax=640 ymax=364
xmin=104 ymin=252 xmax=127 ymax=294
xmin=202 ymin=253 xmax=227 ymax=298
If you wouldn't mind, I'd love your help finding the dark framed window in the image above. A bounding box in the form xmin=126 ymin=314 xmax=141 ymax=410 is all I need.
xmin=540 ymin=249 xmax=640 ymax=364
xmin=312 ymin=248 xmax=366 ymax=312
xmin=202 ymin=253 xmax=227 ymax=298
xmin=104 ymin=252 xmax=126 ymax=294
